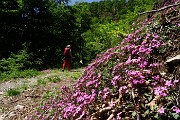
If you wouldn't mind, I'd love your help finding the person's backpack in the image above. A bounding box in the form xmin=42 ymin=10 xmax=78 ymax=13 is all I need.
xmin=64 ymin=48 xmax=70 ymax=56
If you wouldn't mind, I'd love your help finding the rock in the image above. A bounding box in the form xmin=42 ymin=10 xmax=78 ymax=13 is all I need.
xmin=166 ymin=55 xmax=180 ymax=74
xmin=0 ymin=92 xmax=3 ymax=95
xmin=166 ymin=55 xmax=180 ymax=64
xmin=0 ymin=114 xmax=5 ymax=120
xmin=14 ymin=105 xmax=24 ymax=110
xmin=160 ymin=72 xmax=166 ymax=76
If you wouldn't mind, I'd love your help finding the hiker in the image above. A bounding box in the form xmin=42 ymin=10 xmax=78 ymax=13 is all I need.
xmin=62 ymin=45 xmax=72 ymax=72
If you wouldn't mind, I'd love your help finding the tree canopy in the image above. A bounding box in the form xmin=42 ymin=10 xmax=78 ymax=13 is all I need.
xmin=0 ymin=0 xmax=158 ymax=69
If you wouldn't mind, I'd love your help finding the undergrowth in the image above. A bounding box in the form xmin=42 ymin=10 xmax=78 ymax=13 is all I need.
xmin=0 ymin=50 xmax=40 ymax=82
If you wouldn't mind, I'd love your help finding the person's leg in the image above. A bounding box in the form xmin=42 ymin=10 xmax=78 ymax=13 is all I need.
xmin=67 ymin=60 xmax=71 ymax=71
xmin=62 ymin=60 xmax=67 ymax=72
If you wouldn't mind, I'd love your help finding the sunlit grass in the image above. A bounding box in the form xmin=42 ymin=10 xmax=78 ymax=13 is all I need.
xmin=37 ymin=79 xmax=46 ymax=85
xmin=6 ymin=88 xmax=21 ymax=96
xmin=0 ymin=69 xmax=40 ymax=82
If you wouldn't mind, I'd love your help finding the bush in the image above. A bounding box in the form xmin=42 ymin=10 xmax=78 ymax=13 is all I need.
xmin=0 ymin=50 xmax=39 ymax=82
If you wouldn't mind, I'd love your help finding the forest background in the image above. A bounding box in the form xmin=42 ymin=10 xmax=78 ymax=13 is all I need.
xmin=0 ymin=0 xmax=158 ymax=80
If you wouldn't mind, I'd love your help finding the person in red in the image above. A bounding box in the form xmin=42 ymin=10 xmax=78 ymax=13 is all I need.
xmin=62 ymin=45 xmax=72 ymax=72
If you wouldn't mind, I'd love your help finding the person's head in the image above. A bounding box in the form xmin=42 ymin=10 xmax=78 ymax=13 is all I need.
xmin=66 ymin=45 xmax=71 ymax=48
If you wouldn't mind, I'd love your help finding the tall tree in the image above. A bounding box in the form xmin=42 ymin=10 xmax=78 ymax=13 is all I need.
xmin=0 ymin=0 xmax=22 ymax=58
xmin=72 ymin=2 xmax=91 ymax=64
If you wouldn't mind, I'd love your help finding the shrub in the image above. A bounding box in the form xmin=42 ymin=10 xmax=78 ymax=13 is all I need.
xmin=0 ymin=49 xmax=39 ymax=81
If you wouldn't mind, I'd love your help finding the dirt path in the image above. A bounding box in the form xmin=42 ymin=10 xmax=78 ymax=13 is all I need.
xmin=0 ymin=69 xmax=82 ymax=120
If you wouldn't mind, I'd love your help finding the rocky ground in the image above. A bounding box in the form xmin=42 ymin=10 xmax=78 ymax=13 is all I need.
xmin=0 ymin=69 xmax=82 ymax=120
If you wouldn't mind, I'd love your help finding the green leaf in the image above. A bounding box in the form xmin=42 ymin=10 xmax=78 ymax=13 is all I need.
xmin=154 ymin=113 xmax=158 ymax=119
xmin=148 ymin=95 xmax=153 ymax=101
xmin=144 ymin=109 xmax=150 ymax=115
xmin=132 ymin=111 xmax=136 ymax=117
xmin=172 ymin=113 xmax=179 ymax=119
xmin=144 ymin=93 xmax=150 ymax=96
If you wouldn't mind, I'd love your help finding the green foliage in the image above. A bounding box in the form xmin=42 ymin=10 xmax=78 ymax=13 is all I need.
xmin=0 ymin=106 xmax=5 ymax=113
xmin=82 ymin=22 xmax=126 ymax=62
xmin=20 ymin=84 xmax=28 ymax=90
xmin=0 ymin=0 xmax=158 ymax=69
xmin=69 ymin=71 xmax=82 ymax=80
xmin=6 ymin=88 xmax=21 ymax=96
xmin=0 ymin=50 xmax=39 ymax=81
xmin=80 ymin=0 xmax=158 ymax=63
xmin=37 ymin=79 xmax=47 ymax=85
xmin=0 ymin=50 xmax=31 ymax=71
xmin=47 ymin=76 xmax=61 ymax=83
xmin=43 ymin=91 xmax=56 ymax=99
xmin=0 ymin=0 xmax=19 ymax=11
xmin=0 ymin=69 xmax=40 ymax=82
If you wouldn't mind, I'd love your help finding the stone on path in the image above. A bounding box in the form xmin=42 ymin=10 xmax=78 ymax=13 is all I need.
xmin=14 ymin=105 xmax=24 ymax=110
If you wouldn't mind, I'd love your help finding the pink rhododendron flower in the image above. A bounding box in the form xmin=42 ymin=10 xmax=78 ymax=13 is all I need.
xmin=119 ymin=86 xmax=128 ymax=93
xmin=154 ymin=34 xmax=160 ymax=39
xmin=110 ymin=101 xmax=116 ymax=108
xmin=103 ymin=94 xmax=108 ymax=100
xmin=173 ymin=80 xmax=179 ymax=84
xmin=145 ymin=33 xmax=151 ymax=40
xmin=158 ymin=107 xmax=165 ymax=114
xmin=154 ymin=75 xmax=160 ymax=81
xmin=136 ymin=37 xmax=140 ymax=41
xmin=138 ymin=46 xmax=146 ymax=53
xmin=150 ymin=39 xmax=161 ymax=48
xmin=125 ymin=56 xmax=131 ymax=64
xmin=150 ymin=63 xmax=160 ymax=67
xmin=73 ymin=106 xmax=82 ymax=116
xmin=141 ymin=40 xmax=148 ymax=45
xmin=134 ymin=29 xmax=140 ymax=34
xmin=139 ymin=61 xmax=148 ymax=68
xmin=143 ymin=69 xmax=151 ymax=74
xmin=165 ymin=80 xmax=173 ymax=87
xmin=111 ymin=75 xmax=121 ymax=86
xmin=128 ymin=70 xmax=140 ymax=76
xmin=95 ymin=82 xmax=101 ymax=88
xmin=145 ymin=48 xmax=152 ymax=54
xmin=172 ymin=106 xmax=180 ymax=113
xmin=79 ymin=111 xmax=85 ymax=119
xmin=117 ymin=112 xmax=122 ymax=120
xmin=132 ymin=49 xmax=138 ymax=54
xmin=133 ymin=79 xmax=139 ymax=84
xmin=140 ymin=79 xmax=145 ymax=84
xmin=131 ymin=58 xmax=139 ymax=63
xmin=154 ymin=86 xmax=167 ymax=96
xmin=102 ymin=88 xmax=110 ymax=100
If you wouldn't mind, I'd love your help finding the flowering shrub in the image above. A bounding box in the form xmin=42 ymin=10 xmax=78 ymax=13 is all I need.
xmin=30 ymin=1 xmax=180 ymax=120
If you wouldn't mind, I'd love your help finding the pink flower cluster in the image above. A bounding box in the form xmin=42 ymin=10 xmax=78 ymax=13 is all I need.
xmin=33 ymin=1 xmax=180 ymax=119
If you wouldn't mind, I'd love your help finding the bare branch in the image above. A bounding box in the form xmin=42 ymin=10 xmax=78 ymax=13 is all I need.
xmin=139 ymin=3 xmax=180 ymax=15
xmin=90 ymin=107 xmax=112 ymax=120
xmin=107 ymin=113 xmax=114 ymax=120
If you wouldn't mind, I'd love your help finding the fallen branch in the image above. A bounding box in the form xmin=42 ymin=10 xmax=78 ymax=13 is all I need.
xmin=139 ymin=3 xmax=180 ymax=15
xmin=11 ymin=99 xmax=20 ymax=103
xmin=148 ymin=95 xmax=161 ymax=110
xmin=107 ymin=113 xmax=114 ymax=120
xmin=90 ymin=106 xmax=112 ymax=120
xmin=25 ymin=95 xmax=41 ymax=98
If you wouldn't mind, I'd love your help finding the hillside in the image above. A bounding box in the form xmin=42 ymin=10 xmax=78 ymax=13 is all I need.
xmin=0 ymin=0 xmax=179 ymax=120
xmin=30 ymin=0 xmax=180 ymax=120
